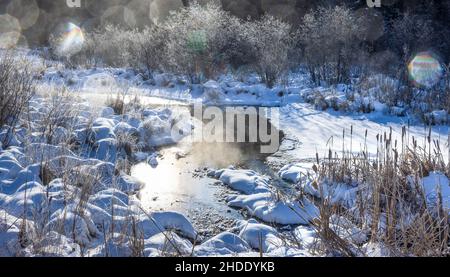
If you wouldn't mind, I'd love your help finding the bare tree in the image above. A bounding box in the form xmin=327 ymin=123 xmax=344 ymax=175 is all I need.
xmin=300 ymin=6 xmax=366 ymax=85
xmin=245 ymin=15 xmax=293 ymax=88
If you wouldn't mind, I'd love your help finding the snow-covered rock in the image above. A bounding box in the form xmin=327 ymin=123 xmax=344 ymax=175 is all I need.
xmin=294 ymin=226 xmax=318 ymax=249
xmin=91 ymin=138 xmax=117 ymax=163
xmin=101 ymin=107 xmax=115 ymax=118
xmin=135 ymin=211 xmax=197 ymax=241
xmin=215 ymin=169 xmax=271 ymax=194
xmin=114 ymin=174 xmax=143 ymax=194
xmin=278 ymin=163 xmax=313 ymax=184
xmin=25 ymin=143 xmax=76 ymax=163
xmin=145 ymin=232 xmax=193 ymax=256
xmin=203 ymin=80 xmax=224 ymax=104
xmin=228 ymin=193 xmax=318 ymax=225
xmin=303 ymin=180 xmax=358 ymax=208
xmin=425 ymin=110 xmax=448 ymax=125
xmin=0 ymin=210 xmax=22 ymax=256
xmin=237 ymin=219 xmax=282 ymax=253
xmin=92 ymin=118 xmax=117 ymax=141
xmin=196 ymin=232 xmax=250 ymax=256
xmin=151 ymin=211 xmax=197 ymax=240
xmin=363 ymin=242 xmax=393 ymax=257
xmin=114 ymin=122 xmax=138 ymax=137
xmin=46 ymin=210 xmax=99 ymax=246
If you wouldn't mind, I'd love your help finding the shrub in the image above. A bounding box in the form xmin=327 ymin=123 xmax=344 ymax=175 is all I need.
xmin=245 ymin=15 xmax=293 ymax=88
xmin=0 ymin=52 xmax=35 ymax=145
xmin=68 ymin=25 xmax=138 ymax=68
xmin=105 ymin=94 xmax=125 ymax=115
xmin=37 ymin=87 xmax=80 ymax=145
xmin=300 ymin=6 xmax=367 ymax=85
xmin=129 ymin=25 xmax=166 ymax=76
xmin=390 ymin=13 xmax=434 ymax=74
xmin=163 ymin=2 xmax=234 ymax=83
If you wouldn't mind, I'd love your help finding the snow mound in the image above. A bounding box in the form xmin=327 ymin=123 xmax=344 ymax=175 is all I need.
xmin=46 ymin=209 xmax=99 ymax=246
xmin=363 ymin=242 xmax=393 ymax=257
xmin=136 ymin=211 xmax=197 ymax=240
xmin=330 ymin=215 xmax=368 ymax=245
xmin=196 ymin=232 xmax=250 ymax=256
xmin=278 ymin=163 xmax=313 ymax=183
xmin=145 ymin=232 xmax=193 ymax=257
xmin=0 ymin=209 xmax=22 ymax=256
xmin=215 ymin=169 xmax=271 ymax=194
xmin=303 ymin=180 xmax=358 ymax=208
xmin=228 ymin=193 xmax=319 ymax=225
xmin=237 ymin=219 xmax=282 ymax=253
xmin=420 ymin=172 xmax=450 ymax=211
xmin=24 ymin=231 xmax=81 ymax=257
xmin=294 ymin=226 xmax=318 ymax=249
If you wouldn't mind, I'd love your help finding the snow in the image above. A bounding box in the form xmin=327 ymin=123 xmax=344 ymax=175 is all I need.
xmin=302 ymin=180 xmax=358 ymax=207
xmin=46 ymin=209 xmax=99 ymax=246
xmin=24 ymin=231 xmax=81 ymax=257
xmin=0 ymin=209 xmax=22 ymax=256
xmin=236 ymin=219 xmax=283 ymax=253
xmin=279 ymin=102 xmax=449 ymax=160
xmin=150 ymin=211 xmax=198 ymax=240
xmin=330 ymin=215 xmax=368 ymax=245
xmin=425 ymin=110 xmax=448 ymax=125
xmin=227 ymin=193 xmax=319 ymax=225
xmin=215 ymin=169 xmax=271 ymax=194
xmin=278 ymin=163 xmax=314 ymax=183
xmin=363 ymin=242 xmax=393 ymax=257
xmin=0 ymin=50 xmax=448 ymax=257
xmin=145 ymin=232 xmax=193 ymax=257
xmin=420 ymin=172 xmax=450 ymax=211
xmin=195 ymin=232 xmax=250 ymax=256
xmin=294 ymin=226 xmax=318 ymax=249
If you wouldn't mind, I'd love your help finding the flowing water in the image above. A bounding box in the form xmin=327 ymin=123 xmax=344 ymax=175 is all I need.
xmin=130 ymin=107 xmax=290 ymax=237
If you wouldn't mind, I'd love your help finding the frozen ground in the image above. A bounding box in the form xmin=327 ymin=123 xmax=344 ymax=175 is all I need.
xmin=0 ymin=51 xmax=449 ymax=257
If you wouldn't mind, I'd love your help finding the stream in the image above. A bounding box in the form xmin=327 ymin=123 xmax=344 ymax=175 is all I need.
xmin=80 ymin=91 xmax=299 ymax=238
xmin=129 ymin=104 xmax=295 ymax=238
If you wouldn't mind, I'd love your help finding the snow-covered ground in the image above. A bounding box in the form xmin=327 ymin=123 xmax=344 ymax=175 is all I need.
xmin=1 ymin=51 xmax=449 ymax=257
xmin=38 ymin=60 xmax=449 ymax=161
xmin=279 ymin=102 xmax=449 ymax=160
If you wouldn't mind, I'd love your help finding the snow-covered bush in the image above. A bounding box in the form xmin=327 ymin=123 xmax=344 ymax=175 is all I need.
xmin=163 ymin=2 xmax=235 ymax=83
xmin=244 ymin=15 xmax=293 ymax=88
xmin=300 ymin=6 xmax=368 ymax=85
xmin=0 ymin=53 xmax=35 ymax=146
xmin=70 ymin=25 xmax=138 ymax=68
xmin=128 ymin=25 xmax=166 ymax=76
xmin=34 ymin=88 xmax=80 ymax=145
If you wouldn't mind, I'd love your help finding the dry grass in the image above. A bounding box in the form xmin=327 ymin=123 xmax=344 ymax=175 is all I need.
xmin=305 ymin=126 xmax=450 ymax=256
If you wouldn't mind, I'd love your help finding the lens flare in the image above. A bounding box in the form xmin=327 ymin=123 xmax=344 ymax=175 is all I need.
xmin=0 ymin=14 xmax=21 ymax=49
xmin=408 ymin=52 xmax=443 ymax=88
xmin=56 ymin=22 xmax=85 ymax=56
